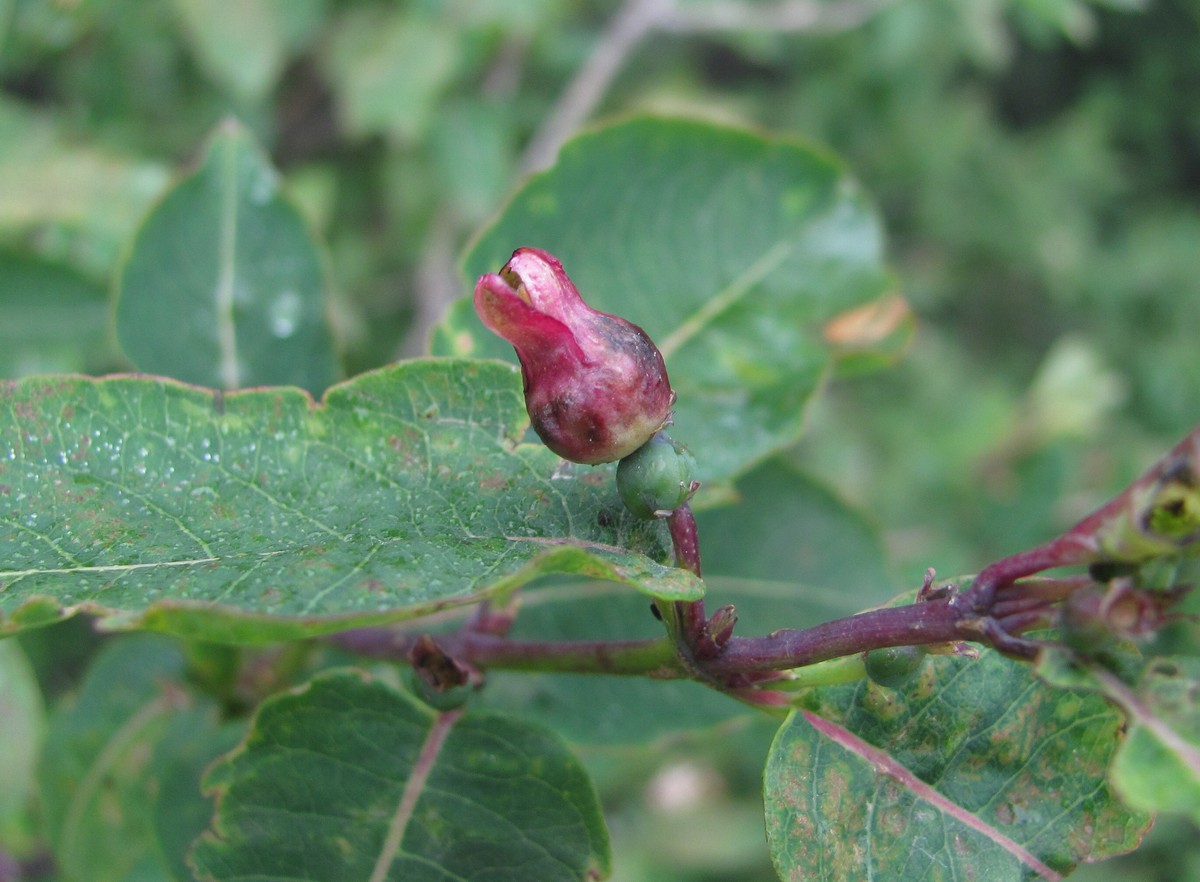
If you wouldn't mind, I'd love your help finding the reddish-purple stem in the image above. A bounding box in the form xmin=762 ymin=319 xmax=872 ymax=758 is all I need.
xmin=332 ymin=629 xmax=688 ymax=678
xmin=959 ymin=543 xmax=1081 ymax=613
xmin=706 ymin=600 xmax=983 ymax=675
xmin=667 ymin=503 xmax=721 ymax=659
xmin=668 ymin=503 xmax=702 ymax=576
xmin=960 ymin=425 xmax=1200 ymax=611
xmin=333 ymin=589 xmax=1051 ymax=680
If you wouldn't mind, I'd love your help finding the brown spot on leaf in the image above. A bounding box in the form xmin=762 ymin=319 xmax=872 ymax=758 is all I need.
xmin=478 ymin=474 xmax=508 ymax=490
xmin=359 ymin=578 xmax=387 ymax=596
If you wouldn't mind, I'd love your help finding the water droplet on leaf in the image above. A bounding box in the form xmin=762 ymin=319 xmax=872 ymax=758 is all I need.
xmin=268 ymin=290 xmax=303 ymax=338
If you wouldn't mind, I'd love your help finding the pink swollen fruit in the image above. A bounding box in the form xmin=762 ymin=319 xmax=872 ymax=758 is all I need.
xmin=474 ymin=247 xmax=675 ymax=464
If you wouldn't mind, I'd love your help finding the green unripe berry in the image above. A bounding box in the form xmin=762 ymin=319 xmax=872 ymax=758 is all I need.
xmin=864 ymin=645 xmax=927 ymax=689
xmin=616 ymin=432 xmax=698 ymax=519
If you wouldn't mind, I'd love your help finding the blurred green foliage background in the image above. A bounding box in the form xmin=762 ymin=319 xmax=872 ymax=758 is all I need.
xmin=2 ymin=0 xmax=1198 ymax=879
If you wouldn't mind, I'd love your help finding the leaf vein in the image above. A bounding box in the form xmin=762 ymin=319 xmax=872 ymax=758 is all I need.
xmin=369 ymin=707 xmax=463 ymax=882
xmin=215 ymin=130 xmax=241 ymax=389
xmin=803 ymin=710 xmax=1063 ymax=881
xmin=657 ymin=238 xmax=795 ymax=359
xmin=1 ymin=517 xmax=83 ymax=568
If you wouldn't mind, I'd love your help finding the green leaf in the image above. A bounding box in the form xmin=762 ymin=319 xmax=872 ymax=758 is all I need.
xmin=0 ymin=360 xmax=701 ymax=643
xmin=435 ymin=117 xmax=894 ymax=488
xmin=322 ymin=7 xmax=462 ymax=143
xmin=764 ymin=648 xmax=1150 ymax=880
xmin=0 ymin=638 xmax=44 ymax=835
xmin=1038 ymin=650 xmax=1200 ymax=824
xmin=170 ymin=0 xmax=289 ymax=100
xmin=192 ymin=669 xmax=611 ymax=882
xmin=114 ymin=118 xmax=339 ymax=394
xmin=0 ymin=251 xmax=113 ymax=378
xmin=37 ymin=634 xmax=223 ymax=882
xmin=0 ymin=100 xmax=170 ymax=274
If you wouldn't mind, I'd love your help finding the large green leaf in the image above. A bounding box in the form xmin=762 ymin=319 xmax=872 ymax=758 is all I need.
xmin=764 ymin=648 xmax=1150 ymax=881
xmin=36 ymin=634 xmax=228 ymax=882
xmin=192 ymin=669 xmax=610 ymax=882
xmin=434 ymin=117 xmax=896 ymax=488
xmin=0 ymin=360 xmax=700 ymax=643
xmin=1038 ymin=649 xmax=1200 ymax=825
xmin=114 ymin=119 xmax=339 ymax=394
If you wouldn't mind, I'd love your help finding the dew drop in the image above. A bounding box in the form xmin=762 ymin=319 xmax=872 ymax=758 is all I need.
xmin=268 ymin=290 xmax=302 ymax=338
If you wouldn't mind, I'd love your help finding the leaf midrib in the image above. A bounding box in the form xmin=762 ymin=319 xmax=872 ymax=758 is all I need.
xmin=657 ymin=238 xmax=795 ymax=359
xmin=214 ymin=133 xmax=240 ymax=390
xmin=369 ymin=706 xmax=463 ymax=882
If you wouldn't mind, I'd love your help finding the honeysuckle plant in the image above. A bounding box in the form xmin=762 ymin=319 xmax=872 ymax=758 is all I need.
xmin=2 ymin=117 xmax=1199 ymax=882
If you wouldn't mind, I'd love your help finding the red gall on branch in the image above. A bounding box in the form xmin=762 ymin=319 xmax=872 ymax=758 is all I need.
xmin=474 ymin=247 xmax=675 ymax=464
